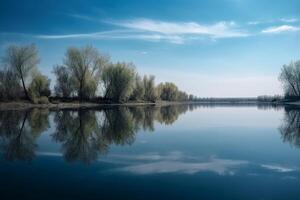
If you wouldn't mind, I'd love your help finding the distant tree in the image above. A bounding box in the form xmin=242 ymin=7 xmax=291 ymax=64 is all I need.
xmin=158 ymin=82 xmax=179 ymax=101
xmin=177 ymin=91 xmax=188 ymax=101
xmin=63 ymin=45 xmax=109 ymax=100
xmin=130 ymin=74 xmax=145 ymax=101
xmin=143 ymin=75 xmax=158 ymax=102
xmin=3 ymin=44 xmax=39 ymax=100
xmin=279 ymin=61 xmax=300 ymax=97
xmin=102 ymin=62 xmax=136 ymax=102
xmin=188 ymin=94 xmax=194 ymax=101
xmin=53 ymin=65 xmax=74 ymax=98
xmin=28 ymin=72 xmax=51 ymax=99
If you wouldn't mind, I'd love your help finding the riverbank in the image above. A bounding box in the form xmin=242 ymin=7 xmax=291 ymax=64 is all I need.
xmin=0 ymin=100 xmax=199 ymax=110
xmin=0 ymin=99 xmax=288 ymax=111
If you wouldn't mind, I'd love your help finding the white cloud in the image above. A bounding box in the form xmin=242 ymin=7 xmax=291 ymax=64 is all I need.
xmin=37 ymin=30 xmax=133 ymax=39
xmin=261 ymin=164 xmax=297 ymax=173
xmin=247 ymin=21 xmax=261 ymax=25
xmin=279 ymin=18 xmax=300 ymax=23
xmin=17 ymin=17 xmax=300 ymax=43
xmin=140 ymin=51 xmax=148 ymax=55
xmin=262 ymin=25 xmax=300 ymax=34
xmin=118 ymin=159 xmax=248 ymax=175
xmin=37 ymin=151 xmax=63 ymax=157
xmin=36 ymin=18 xmax=249 ymax=44
xmin=66 ymin=14 xmax=96 ymax=22
xmin=36 ymin=30 xmax=186 ymax=44
xmin=110 ymin=19 xmax=248 ymax=39
xmin=103 ymin=152 xmax=299 ymax=176
xmin=247 ymin=18 xmax=299 ymax=25
xmin=109 ymin=152 xmax=248 ymax=175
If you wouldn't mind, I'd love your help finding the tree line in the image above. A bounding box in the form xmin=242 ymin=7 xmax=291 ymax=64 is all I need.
xmin=0 ymin=44 xmax=196 ymax=103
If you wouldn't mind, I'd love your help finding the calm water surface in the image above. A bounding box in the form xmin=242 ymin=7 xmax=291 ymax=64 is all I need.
xmin=1 ymin=104 xmax=300 ymax=200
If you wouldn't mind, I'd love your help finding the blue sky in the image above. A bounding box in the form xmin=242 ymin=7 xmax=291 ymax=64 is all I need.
xmin=0 ymin=0 xmax=300 ymax=97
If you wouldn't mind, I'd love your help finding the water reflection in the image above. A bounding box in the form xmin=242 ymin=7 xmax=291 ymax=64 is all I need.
xmin=0 ymin=109 xmax=49 ymax=161
xmin=279 ymin=107 xmax=300 ymax=148
xmin=52 ymin=109 xmax=106 ymax=164
xmin=1 ymin=104 xmax=299 ymax=164
xmin=0 ymin=104 xmax=198 ymax=163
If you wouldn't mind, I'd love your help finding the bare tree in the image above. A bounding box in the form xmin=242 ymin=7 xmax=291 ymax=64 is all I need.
xmin=3 ymin=44 xmax=39 ymax=100
xmin=279 ymin=61 xmax=300 ymax=97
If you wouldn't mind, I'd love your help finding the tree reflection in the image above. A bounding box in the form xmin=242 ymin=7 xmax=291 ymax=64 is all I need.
xmin=157 ymin=105 xmax=189 ymax=125
xmin=0 ymin=104 xmax=201 ymax=163
xmin=102 ymin=107 xmax=136 ymax=145
xmin=279 ymin=107 xmax=300 ymax=147
xmin=0 ymin=109 xmax=49 ymax=161
xmin=129 ymin=106 xmax=158 ymax=132
xmin=52 ymin=109 xmax=108 ymax=164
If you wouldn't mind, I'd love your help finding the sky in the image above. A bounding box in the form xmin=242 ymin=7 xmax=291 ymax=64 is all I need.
xmin=0 ymin=0 xmax=300 ymax=97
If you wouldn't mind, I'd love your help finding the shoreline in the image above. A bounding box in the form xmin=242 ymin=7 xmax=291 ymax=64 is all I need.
xmin=0 ymin=100 xmax=293 ymax=110
xmin=0 ymin=101 xmax=196 ymax=110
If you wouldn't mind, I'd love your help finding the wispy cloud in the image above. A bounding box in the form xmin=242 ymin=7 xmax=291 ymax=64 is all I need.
xmin=102 ymin=152 xmax=248 ymax=175
xmin=261 ymin=164 xmax=297 ymax=173
xmin=37 ymin=30 xmax=129 ymax=39
xmin=36 ymin=18 xmax=249 ymax=44
xmin=248 ymin=17 xmax=300 ymax=25
xmin=117 ymin=158 xmax=248 ymax=175
xmin=247 ymin=21 xmax=262 ymax=25
xmin=110 ymin=19 xmax=248 ymax=39
xmin=6 ymin=17 xmax=299 ymax=44
xmin=279 ymin=18 xmax=300 ymax=23
xmin=261 ymin=25 xmax=300 ymax=34
xmin=66 ymin=13 xmax=97 ymax=22
xmin=37 ymin=30 xmax=186 ymax=44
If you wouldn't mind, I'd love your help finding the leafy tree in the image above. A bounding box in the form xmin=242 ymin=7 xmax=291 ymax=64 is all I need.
xmin=3 ymin=44 xmax=39 ymax=100
xmin=130 ymin=74 xmax=145 ymax=101
xmin=188 ymin=94 xmax=194 ymax=101
xmin=158 ymin=82 xmax=179 ymax=101
xmin=53 ymin=65 xmax=74 ymax=98
xmin=102 ymin=62 xmax=136 ymax=102
xmin=28 ymin=71 xmax=51 ymax=99
xmin=177 ymin=91 xmax=188 ymax=101
xmin=143 ymin=75 xmax=158 ymax=102
xmin=63 ymin=45 xmax=109 ymax=100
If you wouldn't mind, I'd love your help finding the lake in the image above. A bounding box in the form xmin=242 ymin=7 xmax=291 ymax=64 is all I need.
xmin=1 ymin=104 xmax=300 ymax=200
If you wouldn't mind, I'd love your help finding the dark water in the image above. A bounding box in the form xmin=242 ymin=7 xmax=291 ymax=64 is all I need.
xmin=1 ymin=104 xmax=300 ymax=200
